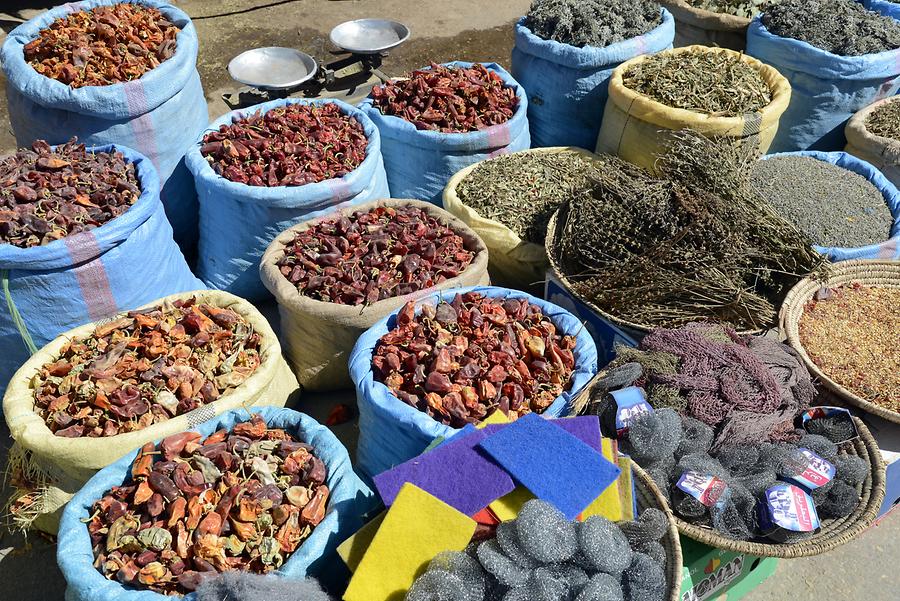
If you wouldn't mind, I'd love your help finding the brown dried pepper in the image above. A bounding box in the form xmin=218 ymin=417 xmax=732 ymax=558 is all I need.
xmin=370 ymin=63 xmax=519 ymax=133
xmin=88 ymin=415 xmax=330 ymax=596
xmin=276 ymin=205 xmax=476 ymax=306
xmin=373 ymin=292 xmax=578 ymax=427
xmin=24 ymin=3 xmax=179 ymax=88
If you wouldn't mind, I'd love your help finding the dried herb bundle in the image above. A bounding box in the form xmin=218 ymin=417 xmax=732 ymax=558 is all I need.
xmin=201 ymin=103 xmax=367 ymax=187
xmin=524 ymin=0 xmax=662 ymax=48
xmin=455 ymin=152 xmax=606 ymax=244
xmin=800 ymin=284 xmax=900 ymax=411
xmin=88 ymin=415 xmax=330 ymax=595
xmin=622 ymin=49 xmax=772 ymax=116
xmin=866 ymin=98 xmax=900 ymax=142
xmin=373 ymin=292 xmax=577 ymax=426
xmin=24 ymin=3 xmax=179 ymax=87
xmin=34 ymin=298 xmax=262 ymax=438
xmin=370 ymin=63 xmax=518 ymax=133
xmin=277 ymin=205 xmax=475 ymax=306
xmin=762 ymin=0 xmax=900 ymax=56
xmin=0 ymin=139 xmax=139 ymax=249
xmin=553 ymin=131 xmax=826 ymax=330
xmin=684 ymin=0 xmax=770 ymax=18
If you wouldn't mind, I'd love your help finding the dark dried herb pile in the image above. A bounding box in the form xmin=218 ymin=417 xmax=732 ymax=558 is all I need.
xmin=0 ymin=139 xmax=139 ymax=249
xmin=866 ymin=98 xmax=900 ymax=141
xmin=88 ymin=415 xmax=330 ymax=595
xmin=34 ymin=298 xmax=262 ymax=438
xmin=623 ymin=49 xmax=772 ymax=116
xmin=24 ymin=3 xmax=179 ymax=87
xmin=276 ymin=205 xmax=475 ymax=306
xmin=455 ymin=152 xmax=606 ymax=244
xmin=524 ymin=0 xmax=662 ymax=48
xmin=751 ymin=155 xmax=893 ymax=248
xmin=762 ymin=0 xmax=900 ymax=55
xmin=370 ymin=63 xmax=518 ymax=133
xmin=373 ymin=292 xmax=577 ymax=426
xmin=552 ymin=131 xmax=826 ymax=330
xmin=684 ymin=0 xmax=770 ymax=18
xmin=201 ymin=103 xmax=366 ymax=187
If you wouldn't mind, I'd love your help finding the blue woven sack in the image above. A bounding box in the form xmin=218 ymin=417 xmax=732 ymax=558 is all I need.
xmin=761 ymin=150 xmax=900 ymax=260
xmin=511 ymin=9 xmax=675 ymax=149
xmin=349 ymin=285 xmax=599 ymax=477
xmin=1 ymin=0 xmax=208 ymax=251
xmin=185 ymin=98 xmax=389 ymax=301
xmin=358 ymin=62 xmax=531 ymax=205
xmin=0 ymin=143 xmax=202 ymax=396
xmin=57 ymin=406 xmax=376 ymax=601
xmin=746 ymin=2 xmax=900 ymax=152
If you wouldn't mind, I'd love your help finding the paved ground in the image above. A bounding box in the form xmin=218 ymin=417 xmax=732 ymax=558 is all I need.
xmin=0 ymin=1 xmax=898 ymax=599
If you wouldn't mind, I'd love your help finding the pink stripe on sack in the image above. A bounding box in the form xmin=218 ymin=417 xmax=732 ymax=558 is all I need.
xmin=877 ymin=237 xmax=900 ymax=259
xmin=487 ymin=123 xmax=512 ymax=151
xmin=61 ymin=2 xmax=87 ymax=14
xmin=123 ymin=80 xmax=164 ymax=179
xmin=328 ymin=178 xmax=353 ymax=204
xmin=65 ymin=232 xmax=118 ymax=321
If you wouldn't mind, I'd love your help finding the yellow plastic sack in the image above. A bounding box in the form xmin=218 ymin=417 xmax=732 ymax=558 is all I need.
xmin=2 ymin=289 xmax=299 ymax=534
xmin=659 ymin=0 xmax=751 ymax=51
xmin=596 ymin=45 xmax=791 ymax=171
xmin=443 ymin=147 xmax=606 ymax=293
xmin=845 ymin=97 xmax=900 ymax=189
xmin=260 ymin=198 xmax=489 ymax=392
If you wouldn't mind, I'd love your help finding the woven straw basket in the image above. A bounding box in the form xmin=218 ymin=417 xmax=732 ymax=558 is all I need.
xmin=633 ymin=462 xmax=684 ymax=601
xmin=571 ymin=373 xmax=886 ymax=558
xmin=780 ymin=259 xmax=900 ymax=425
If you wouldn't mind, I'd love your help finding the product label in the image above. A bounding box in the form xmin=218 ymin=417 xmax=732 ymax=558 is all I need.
xmin=761 ymin=484 xmax=820 ymax=533
xmin=784 ymin=448 xmax=835 ymax=491
xmin=681 ymin=556 xmax=745 ymax=601
xmin=610 ymin=386 xmax=653 ymax=436
xmin=676 ymin=471 xmax=730 ymax=508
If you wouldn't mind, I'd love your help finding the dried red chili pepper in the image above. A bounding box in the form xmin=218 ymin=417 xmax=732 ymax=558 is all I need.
xmin=275 ymin=205 xmax=475 ymax=306
xmin=370 ymin=63 xmax=519 ymax=133
xmin=325 ymin=403 xmax=352 ymax=426
xmin=372 ymin=292 xmax=578 ymax=426
xmin=24 ymin=3 xmax=179 ymax=88
xmin=89 ymin=415 xmax=330 ymax=595
xmin=200 ymin=103 xmax=367 ymax=187
xmin=33 ymin=298 xmax=262 ymax=438
xmin=0 ymin=139 xmax=140 ymax=248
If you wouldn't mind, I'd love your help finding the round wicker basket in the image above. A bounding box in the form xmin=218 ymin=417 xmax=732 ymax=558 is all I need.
xmin=779 ymin=259 xmax=900 ymax=425
xmin=572 ymin=373 xmax=886 ymax=558
xmin=633 ymin=462 xmax=684 ymax=601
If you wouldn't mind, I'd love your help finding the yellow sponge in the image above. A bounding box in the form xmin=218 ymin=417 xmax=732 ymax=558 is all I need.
xmin=343 ymin=483 xmax=477 ymax=601
xmin=337 ymin=511 xmax=386 ymax=572
xmin=581 ymin=437 xmax=625 ymax=521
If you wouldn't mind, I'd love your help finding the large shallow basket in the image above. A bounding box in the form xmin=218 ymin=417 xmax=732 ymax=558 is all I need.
xmin=571 ymin=373 xmax=886 ymax=558
xmin=633 ymin=462 xmax=684 ymax=601
xmin=779 ymin=259 xmax=900 ymax=425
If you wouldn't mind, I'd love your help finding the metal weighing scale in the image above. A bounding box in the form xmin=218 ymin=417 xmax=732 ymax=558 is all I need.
xmin=222 ymin=19 xmax=410 ymax=109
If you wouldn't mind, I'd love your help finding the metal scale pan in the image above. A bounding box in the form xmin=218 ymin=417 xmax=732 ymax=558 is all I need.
xmin=329 ymin=19 xmax=410 ymax=54
xmin=227 ymin=46 xmax=318 ymax=91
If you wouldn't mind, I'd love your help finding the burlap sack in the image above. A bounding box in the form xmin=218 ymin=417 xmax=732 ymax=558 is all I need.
xmin=659 ymin=0 xmax=751 ymax=51
xmin=845 ymin=97 xmax=900 ymax=189
xmin=2 ymin=289 xmax=299 ymax=533
xmin=260 ymin=199 xmax=490 ymax=391
xmin=595 ymin=45 xmax=791 ymax=171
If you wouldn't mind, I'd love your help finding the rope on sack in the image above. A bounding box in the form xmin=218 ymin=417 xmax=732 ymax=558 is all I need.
xmin=1 ymin=269 xmax=38 ymax=356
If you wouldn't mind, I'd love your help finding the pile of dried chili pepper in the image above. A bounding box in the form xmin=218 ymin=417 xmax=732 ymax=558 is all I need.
xmin=370 ymin=63 xmax=519 ymax=133
xmin=33 ymin=298 xmax=262 ymax=438
xmin=88 ymin=415 xmax=330 ymax=595
xmin=0 ymin=139 xmax=140 ymax=249
xmin=200 ymin=103 xmax=368 ymax=187
xmin=276 ymin=205 xmax=476 ymax=306
xmin=24 ymin=3 xmax=179 ymax=88
xmin=373 ymin=292 xmax=578 ymax=426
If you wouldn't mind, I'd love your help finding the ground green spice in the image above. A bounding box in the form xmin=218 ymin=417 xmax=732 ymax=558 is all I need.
xmin=684 ymin=0 xmax=769 ymax=18
xmin=799 ymin=284 xmax=900 ymax=412
xmin=622 ymin=49 xmax=772 ymax=116
xmin=456 ymin=151 xmax=605 ymax=244
xmin=524 ymin=0 xmax=662 ymax=48
xmin=865 ymin=98 xmax=900 ymax=142
xmin=751 ymin=156 xmax=893 ymax=248
xmin=762 ymin=0 xmax=900 ymax=56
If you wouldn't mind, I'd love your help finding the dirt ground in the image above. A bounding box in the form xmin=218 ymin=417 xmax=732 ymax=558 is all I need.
xmin=0 ymin=1 xmax=898 ymax=599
